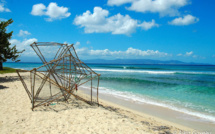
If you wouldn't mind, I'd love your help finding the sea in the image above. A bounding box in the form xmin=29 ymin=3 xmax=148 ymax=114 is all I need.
xmin=3 ymin=62 xmax=215 ymax=123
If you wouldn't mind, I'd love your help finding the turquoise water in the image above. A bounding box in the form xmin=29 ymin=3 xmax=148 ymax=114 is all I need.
xmin=3 ymin=62 xmax=215 ymax=122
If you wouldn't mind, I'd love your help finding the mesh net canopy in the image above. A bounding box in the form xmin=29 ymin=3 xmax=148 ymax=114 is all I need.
xmin=17 ymin=42 xmax=100 ymax=110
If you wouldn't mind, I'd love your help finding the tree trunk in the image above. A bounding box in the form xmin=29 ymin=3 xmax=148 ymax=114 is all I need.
xmin=0 ymin=62 xmax=3 ymax=70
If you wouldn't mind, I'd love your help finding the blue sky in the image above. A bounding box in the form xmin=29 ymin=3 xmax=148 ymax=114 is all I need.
xmin=0 ymin=0 xmax=215 ymax=64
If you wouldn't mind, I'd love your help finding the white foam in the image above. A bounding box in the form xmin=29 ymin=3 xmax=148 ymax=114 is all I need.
xmin=93 ymin=69 xmax=175 ymax=74
xmin=92 ymin=69 xmax=215 ymax=75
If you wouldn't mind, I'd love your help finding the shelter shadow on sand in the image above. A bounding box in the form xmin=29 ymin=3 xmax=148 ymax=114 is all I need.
xmin=0 ymin=76 xmax=20 ymax=83
xmin=0 ymin=85 xmax=8 ymax=90
xmin=33 ymin=96 xmax=98 ymax=112
xmin=0 ymin=76 xmax=21 ymax=90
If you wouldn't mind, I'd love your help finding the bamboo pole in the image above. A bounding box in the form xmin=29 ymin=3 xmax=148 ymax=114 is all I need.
xmin=91 ymin=72 xmax=92 ymax=104
xmin=97 ymin=74 xmax=100 ymax=106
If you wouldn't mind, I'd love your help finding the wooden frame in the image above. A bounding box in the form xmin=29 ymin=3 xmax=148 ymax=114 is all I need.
xmin=17 ymin=42 xmax=101 ymax=110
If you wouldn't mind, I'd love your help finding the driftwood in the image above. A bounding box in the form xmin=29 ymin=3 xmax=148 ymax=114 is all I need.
xmin=17 ymin=42 xmax=100 ymax=110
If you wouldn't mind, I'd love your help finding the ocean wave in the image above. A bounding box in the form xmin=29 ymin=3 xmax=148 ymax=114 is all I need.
xmin=93 ymin=69 xmax=176 ymax=74
xmin=95 ymin=65 xmax=169 ymax=70
xmin=99 ymin=76 xmax=177 ymax=86
xmin=93 ymin=69 xmax=215 ymax=75
xmin=81 ymin=85 xmax=215 ymax=123
xmin=175 ymin=71 xmax=215 ymax=76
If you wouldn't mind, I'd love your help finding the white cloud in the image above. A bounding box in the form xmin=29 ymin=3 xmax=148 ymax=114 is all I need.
xmin=74 ymin=7 xmax=159 ymax=35
xmin=125 ymin=48 xmax=169 ymax=57
xmin=10 ymin=38 xmax=37 ymax=50
xmin=177 ymin=53 xmax=182 ymax=56
xmin=185 ymin=51 xmax=193 ymax=56
xmin=74 ymin=6 xmax=109 ymax=25
xmin=0 ymin=1 xmax=11 ymax=12
xmin=168 ymin=15 xmax=199 ymax=26
xmin=31 ymin=3 xmax=46 ymax=16
xmin=18 ymin=30 xmax=31 ymax=37
xmin=74 ymin=41 xmax=80 ymax=48
xmin=9 ymin=39 xmax=20 ymax=46
xmin=10 ymin=38 xmax=64 ymax=59
xmin=108 ymin=0 xmax=189 ymax=16
xmin=177 ymin=51 xmax=204 ymax=59
xmin=10 ymin=38 xmax=38 ymax=56
xmin=63 ymin=41 xmax=80 ymax=48
xmin=31 ymin=2 xmax=71 ymax=21
xmin=177 ymin=51 xmax=193 ymax=57
xmin=139 ymin=19 xmax=159 ymax=30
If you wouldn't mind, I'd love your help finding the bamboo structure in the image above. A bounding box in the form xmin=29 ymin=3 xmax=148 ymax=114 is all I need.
xmin=17 ymin=42 xmax=101 ymax=110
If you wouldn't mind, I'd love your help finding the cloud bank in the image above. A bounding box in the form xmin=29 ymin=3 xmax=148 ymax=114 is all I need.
xmin=74 ymin=42 xmax=170 ymax=59
xmin=10 ymin=39 xmax=170 ymax=59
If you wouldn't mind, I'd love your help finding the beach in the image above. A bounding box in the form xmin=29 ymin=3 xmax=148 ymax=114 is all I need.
xmin=4 ymin=63 xmax=215 ymax=127
xmin=1 ymin=0 xmax=214 ymax=133
xmin=0 ymin=72 xmax=196 ymax=134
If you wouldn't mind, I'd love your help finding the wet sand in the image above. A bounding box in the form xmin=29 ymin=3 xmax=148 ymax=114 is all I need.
xmin=80 ymin=87 xmax=215 ymax=133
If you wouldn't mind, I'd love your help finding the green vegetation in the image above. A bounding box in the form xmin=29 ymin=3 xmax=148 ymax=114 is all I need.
xmin=0 ymin=67 xmax=21 ymax=74
xmin=0 ymin=19 xmax=24 ymax=70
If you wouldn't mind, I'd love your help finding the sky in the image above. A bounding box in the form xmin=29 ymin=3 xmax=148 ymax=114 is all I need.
xmin=0 ymin=0 xmax=215 ymax=64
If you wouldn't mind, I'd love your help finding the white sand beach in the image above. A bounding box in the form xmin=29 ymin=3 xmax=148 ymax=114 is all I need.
xmin=0 ymin=72 xmax=198 ymax=134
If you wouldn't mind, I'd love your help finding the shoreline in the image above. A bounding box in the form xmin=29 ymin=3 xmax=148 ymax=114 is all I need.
xmin=86 ymin=85 xmax=215 ymax=124
xmin=79 ymin=86 xmax=215 ymax=132
xmin=0 ymin=72 xmax=198 ymax=133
